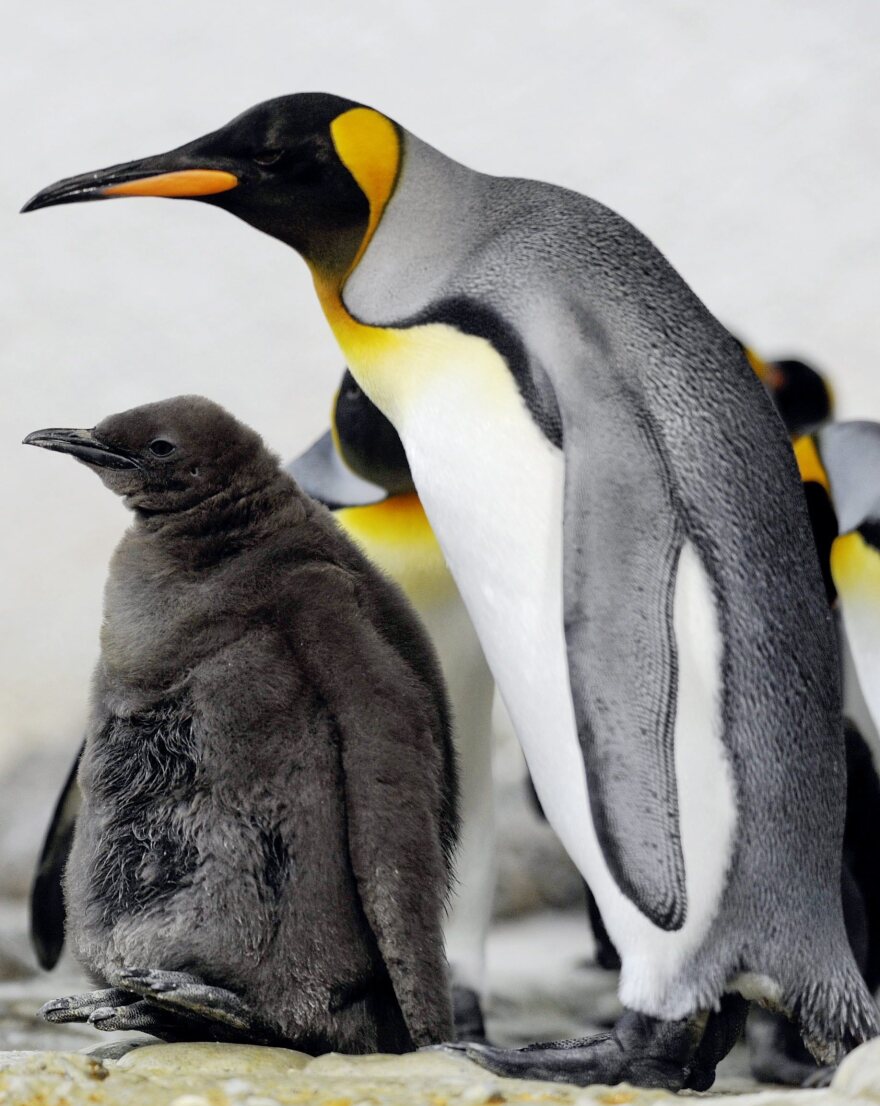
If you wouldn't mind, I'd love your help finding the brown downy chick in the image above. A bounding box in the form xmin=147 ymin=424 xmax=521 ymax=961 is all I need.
xmin=24 ymin=394 xmax=457 ymax=1054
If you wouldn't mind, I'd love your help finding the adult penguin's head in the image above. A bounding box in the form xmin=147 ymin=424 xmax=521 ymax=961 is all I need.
xmin=22 ymin=94 xmax=402 ymax=278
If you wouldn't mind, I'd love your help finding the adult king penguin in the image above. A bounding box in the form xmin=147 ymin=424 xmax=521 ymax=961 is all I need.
xmin=24 ymin=94 xmax=878 ymax=1088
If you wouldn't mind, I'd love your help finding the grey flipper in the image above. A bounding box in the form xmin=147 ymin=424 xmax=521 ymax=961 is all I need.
xmin=31 ymin=745 xmax=82 ymax=969
xmin=561 ymin=382 xmax=685 ymax=930
xmin=287 ymin=431 xmax=385 ymax=508
xmin=818 ymin=421 xmax=880 ymax=536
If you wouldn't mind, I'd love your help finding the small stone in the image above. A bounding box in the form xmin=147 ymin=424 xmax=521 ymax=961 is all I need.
xmin=460 ymin=1081 xmax=505 ymax=1104
xmin=169 ymin=1096 xmax=212 ymax=1106
xmin=117 ymin=1040 xmax=309 ymax=1075
xmin=223 ymin=1077 xmax=254 ymax=1095
xmin=832 ymin=1037 xmax=880 ymax=1100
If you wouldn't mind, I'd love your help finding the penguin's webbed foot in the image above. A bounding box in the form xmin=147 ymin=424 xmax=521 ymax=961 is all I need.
xmin=39 ymin=988 xmax=136 ymax=1024
xmin=117 ymin=967 xmax=279 ymax=1045
xmin=458 ymin=1000 xmax=747 ymax=1091
xmin=39 ymin=986 xmax=229 ymax=1041
xmin=88 ymin=998 xmax=199 ymax=1039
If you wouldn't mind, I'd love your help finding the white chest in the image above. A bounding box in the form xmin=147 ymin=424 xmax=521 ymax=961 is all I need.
xmin=346 ymin=325 xmax=591 ymax=851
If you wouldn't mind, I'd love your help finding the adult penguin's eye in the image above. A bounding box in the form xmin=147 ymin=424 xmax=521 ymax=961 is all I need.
xmin=149 ymin=439 xmax=176 ymax=457
xmin=254 ymin=149 xmax=284 ymax=167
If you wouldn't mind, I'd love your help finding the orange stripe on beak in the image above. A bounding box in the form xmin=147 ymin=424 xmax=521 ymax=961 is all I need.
xmin=102 ymin=170 xmax=238 ymax=198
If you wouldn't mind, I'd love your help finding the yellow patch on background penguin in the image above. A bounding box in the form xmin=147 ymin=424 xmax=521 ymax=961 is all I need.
xmin=336 ymin=494 xmax=454 ymax=605
xmin=793 ymin=436 xmax=830 ymax=491
xmin=831 ymin=532 xmax=880 ymax=598
xmin=745 ymin=346 xmax=779 ymax=389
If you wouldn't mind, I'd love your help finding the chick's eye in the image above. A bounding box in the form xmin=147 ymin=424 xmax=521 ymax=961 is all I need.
xmin=254 ymin=148 xmax=284 ymax=167
xmin=149 ymin=439 xmax=176 ymax=457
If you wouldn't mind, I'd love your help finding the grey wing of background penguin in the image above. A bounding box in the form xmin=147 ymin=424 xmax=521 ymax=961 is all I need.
xmin=30 ymin=747 xmax=82 ymax=969
xmin=289 ymin=430 xmax=385 ymax=508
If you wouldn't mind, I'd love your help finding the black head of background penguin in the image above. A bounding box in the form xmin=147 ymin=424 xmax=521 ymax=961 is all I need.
xmin=21 ymin=94 xmax=382 ymax=277
xmin=333 ymin=370 xmax=414 ymax=496
xmin=23 ymin=395 xmax=280 ymax=517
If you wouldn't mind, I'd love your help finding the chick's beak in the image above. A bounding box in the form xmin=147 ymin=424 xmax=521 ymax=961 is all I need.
xmin=21 ymin=147 xmax=239 ymax=213
xmin=23 ymin=428 xmax=139 ymax=469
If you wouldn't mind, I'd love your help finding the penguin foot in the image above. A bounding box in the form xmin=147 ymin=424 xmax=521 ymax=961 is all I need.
xmin=39 ymin=988 xmax=136 ymax=1024
xmin=88 ymin=998 xmax=195 ymax=1038
xmin=746 ymin=1006 xmax=830 ymax=1087
xmin=117 ymin=967 xmax=278 ymax=1044
xmin=460 ymin=1001 xmax=746 ymax=1091
xmin=452 ymin=985 xmax=487 ymax=1042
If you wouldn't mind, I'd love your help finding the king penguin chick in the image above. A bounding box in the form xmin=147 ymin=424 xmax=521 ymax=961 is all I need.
xmin=24 ymin=94 xmax=878 ymax=1088
xmin=23 ymin=395 xmax=457 ymax=1053
xmin=28 ymin=372 xmax=494 ymax=1044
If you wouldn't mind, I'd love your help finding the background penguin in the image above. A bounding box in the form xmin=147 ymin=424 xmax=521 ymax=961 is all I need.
xmin=29 ymin=371 xmax=495 ymax=1043
xmin=799 ymin=422 xmax=880 ymax=1001
xmin=24 ymin=94 xmax=877 ymax=1088
xmin=746 ymin=419 xmax=880 ymax=1084
xmin=24 ymin=395 xmax=458 ymax=1053
xmin=797 ymin=423 xmax=880 ymax=748
xmin=738 ymin=341 xmax=834 ymax=436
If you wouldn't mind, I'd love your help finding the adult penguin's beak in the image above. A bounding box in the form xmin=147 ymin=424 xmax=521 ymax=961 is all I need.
xmin=21 ymin=147 xmax=239 ymax=212
xmin=23 ymin=428 xmax=139 ymax=470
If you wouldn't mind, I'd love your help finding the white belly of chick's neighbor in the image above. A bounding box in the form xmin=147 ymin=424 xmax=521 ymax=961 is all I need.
xmin=351 ymin=324 xmax=735 ymax=1014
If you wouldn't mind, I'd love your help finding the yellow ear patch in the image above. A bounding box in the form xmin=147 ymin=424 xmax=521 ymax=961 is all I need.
xmin=793 ymin=435 xmax=830 ymax=492
xmin=831 ymin=531 xmax=880 ymax=599
xmin=330 ymin=107 xmax=400 ymax=273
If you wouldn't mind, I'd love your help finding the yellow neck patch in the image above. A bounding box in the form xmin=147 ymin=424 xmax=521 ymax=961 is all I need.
xmin=793 ymin=435 xmax=830 ymax=492
xmin=311 ymin=107 xmax=408 ymax=402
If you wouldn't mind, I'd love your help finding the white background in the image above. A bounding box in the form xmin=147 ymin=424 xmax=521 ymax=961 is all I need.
xmin=2 ymin=0 xmax=878 ymax=768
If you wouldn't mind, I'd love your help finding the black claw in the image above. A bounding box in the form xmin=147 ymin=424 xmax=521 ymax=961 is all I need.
xmin=120 ymin=967 xmax=148 ymax=979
